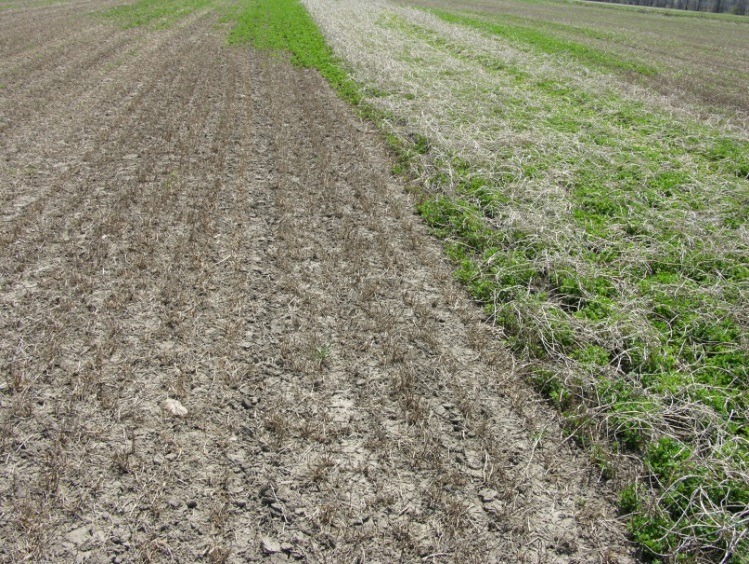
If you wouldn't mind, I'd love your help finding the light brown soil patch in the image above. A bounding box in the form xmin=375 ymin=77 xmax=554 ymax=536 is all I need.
xmin=0 ymin=2 xmax=635 ymax=561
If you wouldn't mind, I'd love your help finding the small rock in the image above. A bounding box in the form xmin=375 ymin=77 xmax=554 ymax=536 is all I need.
xmin=162 ymin=398 xmax=187 ymax=417
xmin=261 ymin=536 xmax=281 ymax=554
xmin=411 ymin=523 xmax=429 ymax=539
xmin=111 ymin=528 xmax=131 ymax=544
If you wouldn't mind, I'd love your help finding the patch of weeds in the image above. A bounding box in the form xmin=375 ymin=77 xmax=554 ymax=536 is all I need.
xmin=415 ymin=134 xmax=749 ymax=557
xmin=572 ymin=345 xmax=610 ymax=366
xmin=619 ymin=482 xmax=678 ymax=557
xmin=530 ymin=368 xmax=573 ymax=411
xmin=418 ymin=196 xmax=497 ymax=251
xmin=703 ymin=137 xmax=749 ymax=179
xmin=314 ymin=345 xmax=331 ymax=369
xmin=633 ymin=437 xmax=749 ymax=560
xmin=723 ymin=199 xmax=749 ymax=229
xmin=589 ymin=443 xmax=616 ymax=480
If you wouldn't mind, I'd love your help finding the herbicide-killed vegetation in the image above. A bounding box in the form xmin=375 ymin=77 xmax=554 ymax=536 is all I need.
xmin=299 ymin=0 xmax=749 ymax=560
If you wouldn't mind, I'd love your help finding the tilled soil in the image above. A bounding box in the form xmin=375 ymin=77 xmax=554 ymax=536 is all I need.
xmin=0 ymin=2 xmax=635 ymax=561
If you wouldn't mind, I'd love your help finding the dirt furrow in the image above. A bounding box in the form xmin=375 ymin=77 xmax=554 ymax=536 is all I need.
xmin=0 ymin=1 xmax=110 ymax=50
xmin=0 ymin=18 xmax=250 ymax=560
xmin=0 ymin=12 xmax=222 ymax=258
xmin=212 ymin=59 xmax=634 ymax=562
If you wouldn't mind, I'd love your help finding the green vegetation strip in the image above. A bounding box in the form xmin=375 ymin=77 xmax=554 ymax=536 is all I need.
xmin=428 ymin=8 xmax=657 ymax=76
xmin=226 ymin=0 xmax=360 ymax=103
xmin=102 ymin=0 xmax=219 ymax=28
xmin=391 ymin=11 xmax=749 ymax=561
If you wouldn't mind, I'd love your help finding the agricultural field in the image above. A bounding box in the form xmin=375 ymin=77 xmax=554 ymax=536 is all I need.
xmin=0 ymin=0 xmax=747 ymax=561
xmin=0 ymin=0 xmax=634 ymax=561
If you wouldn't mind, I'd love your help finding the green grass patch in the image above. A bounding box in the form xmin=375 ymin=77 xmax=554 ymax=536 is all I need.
xmin=226 ymin=0 xmax=361 ymax=104
xmin=428 ymin=8 xmax=657 ymax=76
xmin=102 ymin=0 xmax=218 ymax=28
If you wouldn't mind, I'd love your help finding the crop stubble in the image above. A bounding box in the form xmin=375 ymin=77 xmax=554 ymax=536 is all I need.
xmin=0 ymin=1 xmax=633 ymax=561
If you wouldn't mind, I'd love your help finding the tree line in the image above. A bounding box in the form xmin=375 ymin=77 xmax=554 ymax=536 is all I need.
xmin=589 ymin=0 xmax=748 ymax=15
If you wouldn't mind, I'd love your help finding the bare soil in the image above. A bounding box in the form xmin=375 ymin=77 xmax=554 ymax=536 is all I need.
xmin=0 ymin=2 xmax=635 ymax=561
